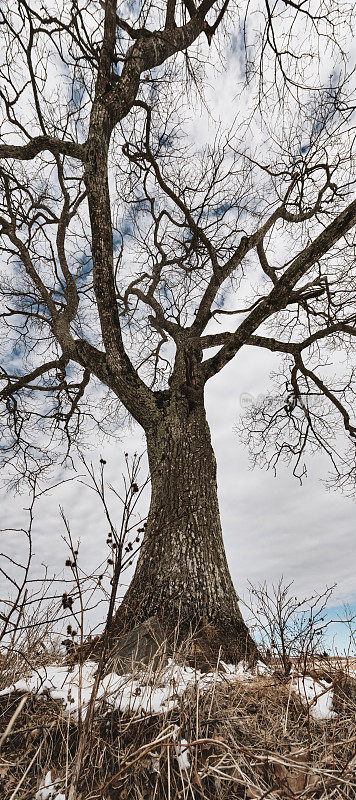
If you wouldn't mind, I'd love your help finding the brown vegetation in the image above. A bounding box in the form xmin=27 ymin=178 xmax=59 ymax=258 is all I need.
xmin=0 ymin=638 xmax=355 ymax=800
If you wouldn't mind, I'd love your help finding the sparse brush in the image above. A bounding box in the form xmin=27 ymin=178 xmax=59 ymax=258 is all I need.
xmin=0 ymin=600 xmax=63 ymax=692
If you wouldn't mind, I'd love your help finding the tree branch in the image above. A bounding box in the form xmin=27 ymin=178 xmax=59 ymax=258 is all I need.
xmin=192 ymin=206 xmax=282 ymax=334
xmin=0 ymin=358 xmax=67 ymax=400
xmin=202 ymin=198 xmax=356 ymax=379
xmin=295 ymin=353 xmax=356 ymax=439
xmin=0 ymin=136 xmax=84 ymax=162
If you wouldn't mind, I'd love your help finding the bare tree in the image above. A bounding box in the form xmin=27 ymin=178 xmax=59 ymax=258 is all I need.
xmin=0 ymin=0 xmax=355 ymax=660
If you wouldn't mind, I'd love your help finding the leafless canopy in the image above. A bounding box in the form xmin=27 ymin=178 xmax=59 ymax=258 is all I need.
xmin=0 ymin=0 xmax=355 ymax=489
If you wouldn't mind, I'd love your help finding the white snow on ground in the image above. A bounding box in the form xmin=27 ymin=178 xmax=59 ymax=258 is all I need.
xmin=0 ymin=662 xmax=99 ymax=721
xmin=292 ymin=676 xmax=337 ymax=720
xmin=35 ymin=770 xmax=65 ymax=800
xmin=175 ymin=737 xmax=190 ymax=771
xmin=0 ymin=658 xmax=265 ymax=720
xmin=0 ymin=658 xmax=335 ymax=721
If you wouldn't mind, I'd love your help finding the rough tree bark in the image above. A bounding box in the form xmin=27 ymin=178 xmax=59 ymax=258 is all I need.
xmin=115 ymin=355 xmax=258 ymax=662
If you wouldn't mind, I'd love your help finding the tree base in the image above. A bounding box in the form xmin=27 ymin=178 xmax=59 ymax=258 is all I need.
xmin=111 ymin=604 xmax=259 ymax=669
xmin=65 ymin=610 xmax=259 ymax=671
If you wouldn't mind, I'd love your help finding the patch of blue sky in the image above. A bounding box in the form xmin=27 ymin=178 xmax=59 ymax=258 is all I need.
xmin=148 ymin=79 xmax=159 ymax=104
xmin=230 ymin=27 xmax=246 ymax=59
xmin=157 ymin=130 xmax=175 ymax=150
xmin=132 ymin=198 xmax=151 ymax=214
xmin=112 ymin=60 xmax=121 ymax=77
xmin=230 ymin=33 xmax=239 ymax=55
xmin=210 ymin=202 xmax=231 ymax=218
xmin=300 ymin=79 xmax=340 ymax=156
xmin=159 ymin=285 xmax=169 ymax=299
xmin=249 ymin=603 xmax=355 ymax=655
xmin=70 ymin=81 xmax=84 ymax=113
xmin=11 ymin=292 xmax=50 ymax=320
xmin=3 ymin=343 xmax=27 ymax=373
xmin=158 ymin=284 xmax=174 ymax=312
xmin=12 ymin=258 xmax=26 ymax=274
xmin=314 ymin=118 xmax=324 ymax=135
xmin=321 ymin=604 xmax=356 ymax=654
xmin=123 ymin=0 xmax=142 ymax=16
xmin=216 ymin=291 xmax=227 ymax=309
xmin=120 ymin=219 xmax=133 ymax=237
xmin=113 ymin=231 xmax=123 ymax=251
xmin=67 ymin=77 xmax=88 ymax=141
xmin=74 ymin=253 xmax=93 ymax=285
xmin=229 ymin=26 xmax=252 ymax=81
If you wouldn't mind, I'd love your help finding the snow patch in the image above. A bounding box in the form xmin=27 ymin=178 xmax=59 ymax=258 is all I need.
xmin=0 ymin=662 xmax=99 ymax=721
xmin=0 ymin=658 xmax=264 ymax=719
xmin=292 ymin=676 xmax=336 ymax=720
xmin=35 ymin=771 xmax=64 ymax=800
xmin=175 ymin=737 xmax=190 ymax=771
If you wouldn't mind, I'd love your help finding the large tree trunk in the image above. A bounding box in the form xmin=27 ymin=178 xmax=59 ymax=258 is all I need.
xmin=115 ymin=398 xmax=257 ymax=663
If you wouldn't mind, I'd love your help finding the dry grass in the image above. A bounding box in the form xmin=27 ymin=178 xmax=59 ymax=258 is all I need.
xmin=0 ymin=644 xmax=355 ymax=800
